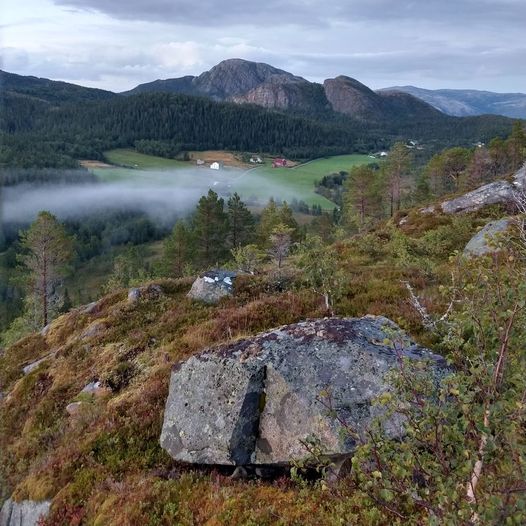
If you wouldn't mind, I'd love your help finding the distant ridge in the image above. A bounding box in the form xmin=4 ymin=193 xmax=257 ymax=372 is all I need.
xmin=123 ymin=58 xmax=441 ymax=121
xmin=379 ymin=85 xmax=526 ymax=119
xmin=0 ymin=70 xmax=116 ymax=104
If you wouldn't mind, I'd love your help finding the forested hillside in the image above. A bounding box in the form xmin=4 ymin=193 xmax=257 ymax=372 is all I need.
xmin=0 ymin=67 xmax=520 ymax=169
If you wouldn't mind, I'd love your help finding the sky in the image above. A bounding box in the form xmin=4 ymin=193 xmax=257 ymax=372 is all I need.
xmin=1 ymin=0 xmax=525 ymax=93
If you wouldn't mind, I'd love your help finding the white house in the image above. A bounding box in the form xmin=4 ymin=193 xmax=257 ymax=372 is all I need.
xmin=210 ymin=162 xmax=222 ymax=170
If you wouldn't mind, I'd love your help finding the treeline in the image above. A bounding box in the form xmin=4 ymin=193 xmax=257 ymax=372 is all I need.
xmin=1 ymin=93 xmax=377 ymax=168
xmin=1 ymin=167 xmax=97 ymax=186
xmin=341 ymin=122 xmax=526 ymax=229
xmin=1 ymin=87 xmax=519 ymax=169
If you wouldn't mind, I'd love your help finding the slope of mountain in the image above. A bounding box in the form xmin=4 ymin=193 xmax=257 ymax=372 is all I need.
xmin=125 ymin=59 xmax=442 ymax=121
xmin=0 ymin=70 xmax=117 ymax=105
xmin=123 ymin=59 xmax=302 ymax=100
xmin=1 ymin=62 xmax=518 ymax=169
xmin=381 ymin=85 xmax=526 ymax=119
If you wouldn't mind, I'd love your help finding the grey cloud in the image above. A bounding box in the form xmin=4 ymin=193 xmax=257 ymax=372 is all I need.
xmin=51 ymin=0 xmax=526 ymax=28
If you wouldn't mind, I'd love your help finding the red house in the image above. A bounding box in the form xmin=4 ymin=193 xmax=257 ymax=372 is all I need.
xmin=272 ymin=158 xmax=288 ymax=168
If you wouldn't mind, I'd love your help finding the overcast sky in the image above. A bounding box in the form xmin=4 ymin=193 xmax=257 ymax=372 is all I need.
xmin=1 ymin=0 xmax=525 ymax=93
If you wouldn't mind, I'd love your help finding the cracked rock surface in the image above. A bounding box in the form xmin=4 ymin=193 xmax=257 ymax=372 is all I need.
xmin=160 ymin=316 xmax=448 ymax=466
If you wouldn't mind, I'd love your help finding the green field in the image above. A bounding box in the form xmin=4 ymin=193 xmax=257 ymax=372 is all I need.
xmin=236 ymin=154 xmax=374 ymax=208
xmin=93 ymin=150 xmax=374 ymax=210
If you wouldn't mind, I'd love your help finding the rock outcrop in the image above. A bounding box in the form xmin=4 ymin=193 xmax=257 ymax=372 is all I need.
xmin=464 ymin=218 xmax=513 ymax=257
xmin=324 ymin=76 xmax=384 ymax=119
xmin=187 ymin=270 xmax=237 ymax=304
xmin=0 ymin=498 xmax=51 ymax=526
xmin=160 ymin=316 xmax=448 ymax=467
xmin=124 ymin=59 xmax=441 ymax=120
xmin=422 ymin=164 xmax=526 ymax=215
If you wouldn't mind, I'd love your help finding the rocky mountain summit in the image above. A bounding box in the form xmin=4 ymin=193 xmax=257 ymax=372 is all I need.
xmin=160 ymin=316 xmax=448 ymax=471
xmin=125 ymin=58 xmax=441 ymax=121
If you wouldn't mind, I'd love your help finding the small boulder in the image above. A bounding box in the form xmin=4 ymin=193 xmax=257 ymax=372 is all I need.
xmin=80 ymin=301 xmax=99 ymax=315
xmin=80 ymin=380 xmax=110 ymax=397
xmin=65 ymin=401 xmax=83 ymax=416
xmin=80 ymin=321 xmax=106 ymax=340
xmin=128 ymin=284 xmax=163 ymax=304
xmin=22 ymin=357 xmax=48 ymax=376
xmin=0 ymin=498 xmax=51 ymax=526
xmin=187 ymin=270 xmax=237 ymax=304
xmin=160 ymin=316 xmax=448 ymax=468
xmin=464 ymin=218 xmax=513 ymax=257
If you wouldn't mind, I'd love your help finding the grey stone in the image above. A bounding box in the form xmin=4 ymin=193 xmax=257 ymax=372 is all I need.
xmin=464 ymin=218 xmax=513 ymax=257
xmin=128 ymin=284 xmax=163 ymax=304
xmin=160 ymin=316 xmax=448 ymax=467
xmin=40 ymin=324 xmax=51 ymax=337
xmin=0 ymin=498 xmax=51 ymax=526
xmin=421 ymin=163 xmax=526 ymax=216
xmin=441 ymin=180 xmax=514 ymax=214
xmin=80 ymin=381 xmax=109 ymax=397
xmin=22 ymin=357 xmax=48 ymax=376
xmin=66 ymin=401 xmax=83 ymax=416
xmin=80 ymin=301 xmax=99 ymax=315
xmin=187 ymin=270 xmax=238 ymax=304
xmin=80 ymin=321 xmax=106 ymax=340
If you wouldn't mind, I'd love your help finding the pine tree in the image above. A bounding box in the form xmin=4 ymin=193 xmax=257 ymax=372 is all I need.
xmin=162 ymin=220 xmax=193 ymax=277
xmin=226 ymin=193 xmax=255 ymax=249
xmin=384 ymin=142 xmax=411 ymax=216
xmin=343 ymin=165 xmax=384 ymax=229
xmin=18 ymin=211 xmax=73 ymax=327
xmin=193 ymin=189 xmax=228 ymax=267
xmin=507 ymin=121 xmax=526 ymax=172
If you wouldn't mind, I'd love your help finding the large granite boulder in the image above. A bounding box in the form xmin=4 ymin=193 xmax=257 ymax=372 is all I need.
xmin=440 ymin=180 xmax=514 ymax=214
xmin=422 ymin=163 xmax=526 ymax=215
xmin=160 ymin=316 xmax=448 ymax=467
xmin=187 ymin=270 xmax=237 ymax=304
xmin=0 ymin=499 xmax=51 ymax=526
xmin=464 ymin=218 xmax=513 ymax=257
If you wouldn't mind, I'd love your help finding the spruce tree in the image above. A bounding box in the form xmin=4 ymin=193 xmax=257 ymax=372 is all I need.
xmin=257 ymin=198 xmax=281 ymax=247
xmin=193 ymin=189 xmax=228 ymax=267
xmin=162 ymin=220 xmax=193 ymax=277
xmin=226 ymin=193 xmax=254 ymax=249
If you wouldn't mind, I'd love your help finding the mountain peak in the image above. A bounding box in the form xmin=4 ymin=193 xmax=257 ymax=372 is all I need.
xmin=196 ymin=59 xmax=299 ymax=99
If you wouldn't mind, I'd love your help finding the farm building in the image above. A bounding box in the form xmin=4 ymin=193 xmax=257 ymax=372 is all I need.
xmin=272 ymin=158 xmax=288 ymax=168
xmin=210 ymin=161 xmax=223 ymax=170
xmin=250 ymin=156 xmax=263 ymax=164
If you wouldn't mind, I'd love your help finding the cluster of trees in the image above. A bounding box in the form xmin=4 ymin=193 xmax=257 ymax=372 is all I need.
xmin=159 ymin=191 xmax=302 ymax=277
xmin=424 ymin=121 xmax=526 ymax=195
xmin=342 ymin=123 xmax=526 ymax=230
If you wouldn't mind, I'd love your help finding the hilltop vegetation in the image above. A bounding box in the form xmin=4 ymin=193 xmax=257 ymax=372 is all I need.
xmin=1 ymin=121 xmax=526 ymax=523
xmin=1 ymin=180 xmax=525 ymax=524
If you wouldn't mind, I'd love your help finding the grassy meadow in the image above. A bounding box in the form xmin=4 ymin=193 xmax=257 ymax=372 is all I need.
xmin=92 ymin=149 xmax=374 ymax=209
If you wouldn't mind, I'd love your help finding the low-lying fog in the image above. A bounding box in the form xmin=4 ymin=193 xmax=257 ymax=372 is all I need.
xmin=1 ymin=167 xmax=309 ymax=227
